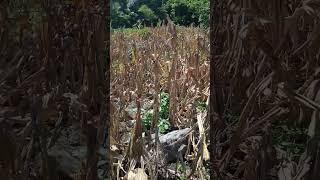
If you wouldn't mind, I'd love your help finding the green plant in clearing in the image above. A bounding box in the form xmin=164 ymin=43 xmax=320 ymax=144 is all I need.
xmin=142 ymin=111 xmax=153 ymax=131
xmin=195 ymin=100 xmax=207 ymax=112
xmin=159 ymin=92 xmax=170 ymax=119
xmin=158 ymin=119 xmax=171 ymax=134
xmin=176 ymin=162 xmax=187 ymax=180
xmin=142 ymin=92 xmax=171 ymax=134
xmin=142 ymin=111 xmax=171 ymax=134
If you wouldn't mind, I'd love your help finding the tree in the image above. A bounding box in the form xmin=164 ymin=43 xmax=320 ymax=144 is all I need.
xmin=111 ymin=0 xmax=209 ymax=28
xmin=164 ymin=0 xmax=209 ymax=27
xmin=138 ymin=5 xmax=158 ymax=26
xmin=111 ymin=1 xmax=137 ymax=28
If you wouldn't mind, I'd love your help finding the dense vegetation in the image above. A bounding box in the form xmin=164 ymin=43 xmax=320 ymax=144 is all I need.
xmin=111 ymin=0 xmax=209 ymax=28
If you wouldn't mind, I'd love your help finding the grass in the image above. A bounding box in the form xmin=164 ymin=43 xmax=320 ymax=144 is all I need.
xmin=112 ymin=27 xmax=152 ymax=39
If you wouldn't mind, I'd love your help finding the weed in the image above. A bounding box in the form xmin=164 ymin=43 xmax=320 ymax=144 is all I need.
xmin=195 ymin=100 xmax=207 ymax=112
xmin=159 ymin=92 xmax=170 ymax=119
xmin=176 ymin=162 xmax=187 ymax=180
xmin=158 ymin=119 xmax=171 ymax=134
xmin=112 ymin=27 xmax=151 ymax=39
xmin=142 ymin=92 xmax=171 ymax=134
xmin=142 ymin=111 xmax=153 ymax=131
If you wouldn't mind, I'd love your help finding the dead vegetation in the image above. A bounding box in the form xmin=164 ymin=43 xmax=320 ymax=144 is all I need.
xmin=0 ymin=0 xmax=320 ymax=180
xmin=209 ymin=0 xmax=320 ymax=179
xmin=112 ymin=0 xmax=320 ymax=180
xmin=110 ymin=24 xmax=210 ymax=179
xmin=0 ymin=0 xmax=109 ymax=179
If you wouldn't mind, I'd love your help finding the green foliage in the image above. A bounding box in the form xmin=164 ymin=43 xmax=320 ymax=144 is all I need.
xmin=160 ymin=92 xmax=170 ymax=119
xmin=185 ymin=0 xmax=209 ymax=27
xmin=272 ymin=125 xmax=308 ymax=160
xmin=164 ymin=0 xmax=196 ymax=26
xmin=176 ymin=162 xmax=187 ymax=180
xmin=158 ymin=119 xmax=171 ymax=134
xmin=142 ymin=92 xmax=171 ymax=134
xmin=111 ymin=1 xmax=137 ymax=28
xmin=142 ymin=111 xmax=153 ymax=130
xmin=113 ymin=27 xmax=151 ymax=39
xmin=225 ymin=111 xmax=240 ymax=123
xmin=163 ymin=0 xmax=210 ymax=27
xmin=195 ymin=100 xmax=207 ymax=112
xmin=111 ymin=0 xmax=209 ymax=28
xmin=142 ymin=112 xmax=171 ymax=134
xmin=138 ymin=5 xmax=158 ymax=26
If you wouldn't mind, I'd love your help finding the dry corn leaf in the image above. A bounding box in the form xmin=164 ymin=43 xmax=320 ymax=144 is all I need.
xmin=197 ymin=112 xmax=209 ymax=161
xmin=127 ymin=168 xmax=148 ymax=180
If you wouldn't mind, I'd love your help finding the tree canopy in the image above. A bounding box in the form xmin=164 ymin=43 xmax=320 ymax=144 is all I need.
xmin=111 ymin=0 xmax=209 ymax=28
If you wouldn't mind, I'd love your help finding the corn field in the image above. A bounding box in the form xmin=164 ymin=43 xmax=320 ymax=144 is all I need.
xmin=111 ymin=0 xmax=320 ymax=179
xmin=0 ymin=0 xmax=320 ymax=180
xmin=208 ymin=0 xmax=320 ymax=179
xmin=110 ymin=25 xmax=210 ymax=179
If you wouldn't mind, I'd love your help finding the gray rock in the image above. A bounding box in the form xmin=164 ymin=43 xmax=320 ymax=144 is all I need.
xmin=48 ymin=145 xmax=82 ymax=175
xmin=47 ymin=128 xmax=108 ymax=179
xmin=158 ymin=128 xmax=191 ymax=145
xmin=125 ymin=100 xmax=154 ymax=118
xmin=151 ymin=128 xmax=192 ymax=163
